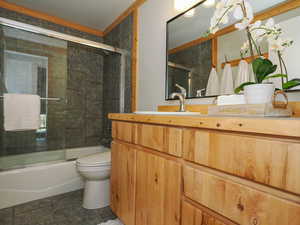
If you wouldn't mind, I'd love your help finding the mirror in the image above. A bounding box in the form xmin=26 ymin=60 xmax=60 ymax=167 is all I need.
xmin=166 ymin=0 xmax=300 ymax=99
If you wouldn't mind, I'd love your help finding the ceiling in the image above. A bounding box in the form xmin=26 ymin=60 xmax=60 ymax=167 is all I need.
xmin=6 ymin=0 xmax=136 ymax=31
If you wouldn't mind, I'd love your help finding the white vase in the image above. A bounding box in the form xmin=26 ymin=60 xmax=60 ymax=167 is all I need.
xmin=244 ymin=83 xmax=275 ymax=104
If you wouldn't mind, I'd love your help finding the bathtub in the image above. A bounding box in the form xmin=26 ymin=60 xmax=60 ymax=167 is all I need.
xmin=0 ymin=146 xmax=110 ymax=209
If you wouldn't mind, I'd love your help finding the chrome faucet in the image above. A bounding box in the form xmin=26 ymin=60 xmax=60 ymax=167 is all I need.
xmin=170 ymin=92 xmax=186 ymax=112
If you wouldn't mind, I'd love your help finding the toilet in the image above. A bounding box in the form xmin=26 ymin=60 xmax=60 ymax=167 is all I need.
xmin=76 ymin=151 xmax=111 ymax=209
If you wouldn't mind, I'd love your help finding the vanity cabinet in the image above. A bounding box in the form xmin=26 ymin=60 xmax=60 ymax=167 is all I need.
xmin=135 ymin=150 xmax=181 ymax=225
xmin=110 ymin=142 xmax=136 ymax=225
xmin=109 ymin=116 xmax=300 ymax=225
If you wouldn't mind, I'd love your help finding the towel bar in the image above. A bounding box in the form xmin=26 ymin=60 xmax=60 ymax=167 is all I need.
xmin=0 ymin=96 xmax=61 ymax=101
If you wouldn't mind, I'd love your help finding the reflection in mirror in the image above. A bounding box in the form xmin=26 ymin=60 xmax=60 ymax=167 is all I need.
xmin=166 ymin=0 xmax=300 ymax=99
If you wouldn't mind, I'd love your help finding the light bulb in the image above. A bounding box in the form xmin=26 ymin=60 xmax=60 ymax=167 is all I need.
xmin=184 ymin=8 xmax=195 ymax=18
xmin=174 ymin=0 xmax=198 ymax=12
xmin=203 ymin=0 xmax=216 ymax=8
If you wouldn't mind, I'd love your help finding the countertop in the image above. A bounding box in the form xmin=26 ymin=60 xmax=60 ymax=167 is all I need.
xmin=108 ymin=113 xmax=300 ymax=138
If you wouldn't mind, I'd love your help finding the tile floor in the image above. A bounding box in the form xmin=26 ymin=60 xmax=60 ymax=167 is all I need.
xmin=0 ymin=190 xmax=116 ymax=225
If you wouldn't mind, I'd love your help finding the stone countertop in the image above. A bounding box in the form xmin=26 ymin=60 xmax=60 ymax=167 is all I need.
xmin=108 ymin=113 xmax=300 ymax=138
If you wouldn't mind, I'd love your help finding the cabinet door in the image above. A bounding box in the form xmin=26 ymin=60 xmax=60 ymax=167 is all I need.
xmin=135 ymin=150 xmax=181 ymax=225
xmin=182 ymin=201 xmax=236 ymax=225
xmin=111 ymin=142 xmax=136 ymax=225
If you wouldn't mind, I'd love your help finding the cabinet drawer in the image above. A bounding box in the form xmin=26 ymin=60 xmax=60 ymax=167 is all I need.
xmin=183 ymin=129 xmax=300 ymax=195
xmin=182 ymin=201 xmax=237 ymax=225
xmin=136 ymin=124 xmax=182 ymax=157
xmin=112 ymin=121 xmax=136 ymax=143
xmin=183 ymin=165 xmax=300 ymax=225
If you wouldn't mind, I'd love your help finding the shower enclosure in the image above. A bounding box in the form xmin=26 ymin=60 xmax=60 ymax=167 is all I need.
xmin=0 ymin=17 xmax=129 ymax=171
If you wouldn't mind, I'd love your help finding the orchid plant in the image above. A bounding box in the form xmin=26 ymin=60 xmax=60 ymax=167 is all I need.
xmin=208 ymin=0 xmax=300 ymax=93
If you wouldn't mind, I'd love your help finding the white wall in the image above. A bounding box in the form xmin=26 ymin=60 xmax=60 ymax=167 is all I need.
xmin=137 ymin=0 xmax=300 ymax=111
xmin=138 ymin=0 xmax=215 ymax=111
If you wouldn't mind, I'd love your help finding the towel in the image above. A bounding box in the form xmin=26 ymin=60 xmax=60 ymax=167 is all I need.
xmin=4 ymin=93 xmax=41 ymax=131
xmin=220 ymin=63 xmax=234 ymax=95
xmin=98 ymin=219 xmax=123 ymax=225
xmin=206 ymin=67 xmax=220 ymax=96
xmin=235 ymin=60 xmax=251 ymax=89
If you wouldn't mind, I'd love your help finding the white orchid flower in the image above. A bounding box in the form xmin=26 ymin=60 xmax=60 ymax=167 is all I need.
xmin=269 ymin=37 xmax=293 ymax=53
xmin=235 ymin=18 xmax=251 ymax=30
xmin=233 ymin=0 xmax=253 ymax=20
xmin=265 ymin=18 xmax=275 ymax=28
xmin=269 ymin=38 xmax=285 ymax=52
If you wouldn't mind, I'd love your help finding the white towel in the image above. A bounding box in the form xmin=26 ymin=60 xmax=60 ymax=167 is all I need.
xmin=206 ymin=67 xmax=219 ymax=96
xmin=220 ymin=63 xmax=234 ymax=95
xmin=4 ymin=93 xmax=41 ymax=131
xmin=235 ymin=60 xmax=251 ymax=88
xmin=98 ymin=219 xmax=123 ymax=225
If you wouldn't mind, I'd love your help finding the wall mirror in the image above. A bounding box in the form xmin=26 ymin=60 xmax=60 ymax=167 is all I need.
xmin=166 ymin=0 xmax=300 ymax=100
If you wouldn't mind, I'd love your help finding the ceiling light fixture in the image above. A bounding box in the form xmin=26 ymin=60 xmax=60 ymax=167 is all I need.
xmin=174 ymin=0 xmax=198 ymax=12
xmin=203 ymin=0 xmax=216 ymax=8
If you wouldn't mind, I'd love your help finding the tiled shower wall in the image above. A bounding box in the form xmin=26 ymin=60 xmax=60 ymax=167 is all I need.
xmin=102 ymin=14 xmax=133 ymax=145
xmin=66 ymin=43 xmax=104 ymax=148
xmin=0 ymin=8 xmax=134 ymax=155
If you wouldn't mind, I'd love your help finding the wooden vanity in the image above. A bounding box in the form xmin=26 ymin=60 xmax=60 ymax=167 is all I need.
xmin=108 ymin=113 xmax=300 ymax=225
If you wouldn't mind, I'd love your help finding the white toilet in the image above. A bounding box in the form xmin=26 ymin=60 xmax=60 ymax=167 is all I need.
xmin=76 ymin=151 xmax=111 ymax=209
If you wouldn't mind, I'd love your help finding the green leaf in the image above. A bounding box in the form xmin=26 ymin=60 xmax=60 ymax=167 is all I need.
xmin=252 ymin=58 xmax=278 ymax=83
xmin=263 ymin=74 xmax=287 ymax=81
xmin=252 ymin=58 xmax=265 ymax=75
xmin=234 ymin=82 xmax=256 ymax=94
xmin=283 ymin=79 xmax=300 ymax=90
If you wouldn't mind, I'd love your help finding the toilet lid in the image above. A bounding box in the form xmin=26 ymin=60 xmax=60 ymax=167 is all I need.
xmin=76 ymin=151 xmax=111 ymax=166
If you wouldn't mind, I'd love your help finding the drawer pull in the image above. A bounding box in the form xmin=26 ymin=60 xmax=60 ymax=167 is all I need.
xmin=237 ymin=198 xmax=244 ymax=211
xmin=154 ymin=173 xmax=159 ymax=183
xmin=251 ymin=217 xmax=259 ymax=225
xmin=237 ymin=203 xmax=244 ymax=211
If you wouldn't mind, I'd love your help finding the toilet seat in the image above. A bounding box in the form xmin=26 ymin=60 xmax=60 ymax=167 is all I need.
xmin=76 ymin=151 xmax=111 ymax=167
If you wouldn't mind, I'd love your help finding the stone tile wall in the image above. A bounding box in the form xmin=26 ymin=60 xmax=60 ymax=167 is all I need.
xmin=168 ymin=40 xmax=212 ymax=97
xmin=66 ymin=43 xmax=104 ymax=148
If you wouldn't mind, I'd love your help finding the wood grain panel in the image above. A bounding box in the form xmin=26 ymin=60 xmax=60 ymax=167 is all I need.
xmin=112 ymin=121 xmax=136 ymax=143
xmin=183 ymin=129 xmax=300 ymax=195
xmin=183 ymin=165 xmax=300 ymax=225
xmin=135 ymin=150 xmax=181 ymax=225
xmin=157 ymin=104 xmax=210 ymax=114
xmin=131 ymin=9 xmax=139 ymax=113
xmin=182 ymin=201 xmax=236 ymax=225
xmin=221 ymin=53 xmax=269 ymax=69
xmin=0 ymin=0 xmax=103 ymax=36
xmin=109 ymin=113 xmax=300 ymax=138
xmin=110 ymin=142 xmax=136 ymax=225
xmin=212 ymin=38 xmax=218 ymax=68
xmin=136 ymin=123 xmax=183 ymax=157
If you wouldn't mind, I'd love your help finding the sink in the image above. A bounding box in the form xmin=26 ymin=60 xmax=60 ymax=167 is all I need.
xmin=134 ymin=111 xmax=201 ymax=115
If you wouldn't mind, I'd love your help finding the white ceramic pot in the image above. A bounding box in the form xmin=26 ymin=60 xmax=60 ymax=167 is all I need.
xmin=244 ymin=83 xmax=275 ymax=104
